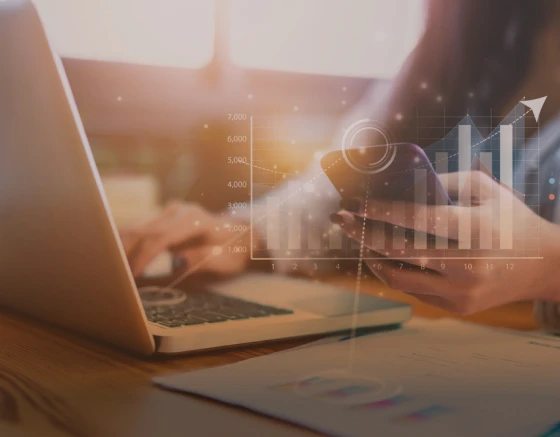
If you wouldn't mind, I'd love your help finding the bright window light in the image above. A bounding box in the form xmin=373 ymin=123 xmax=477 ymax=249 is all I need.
xmin=228 ymin=0 xmax=425 ymax=78
xmin=33 ymin=0 xmax=215 ymax=68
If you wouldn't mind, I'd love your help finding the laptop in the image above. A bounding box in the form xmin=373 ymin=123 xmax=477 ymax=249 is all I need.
xmin=0 ymin=0 xmax=411 ymax=355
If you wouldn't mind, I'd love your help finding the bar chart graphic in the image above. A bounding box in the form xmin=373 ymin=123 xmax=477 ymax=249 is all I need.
xmin=250 ymin=100 xmax=543 ymax=260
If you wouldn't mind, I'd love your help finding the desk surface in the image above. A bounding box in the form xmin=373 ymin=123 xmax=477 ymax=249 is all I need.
xmin=0 ymin=277 xmax=537 ymax=437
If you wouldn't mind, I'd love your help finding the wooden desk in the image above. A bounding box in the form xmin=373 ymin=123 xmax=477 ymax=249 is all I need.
xmin=0 ymin=278 xmax=537 ymax=437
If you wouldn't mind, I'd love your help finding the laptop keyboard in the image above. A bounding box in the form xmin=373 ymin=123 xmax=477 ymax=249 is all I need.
xmin=144 ymin=291 xmax=294 ymax=328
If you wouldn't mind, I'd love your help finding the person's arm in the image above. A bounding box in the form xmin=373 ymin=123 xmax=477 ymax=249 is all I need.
xmin=533 ymin=141 xmax=560 ymax=334
xmin=534 ymin=224 xmax=560 ymax=334
xmin=334 ymin=170 xmax=560 ymax=315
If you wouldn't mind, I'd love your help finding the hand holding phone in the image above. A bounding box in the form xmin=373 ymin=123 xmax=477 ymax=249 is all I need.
xmin=321 ymin=143 xmax=454 ymax=264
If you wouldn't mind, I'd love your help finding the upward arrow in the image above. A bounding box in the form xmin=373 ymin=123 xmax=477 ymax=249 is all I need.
xmin=520 ymin=96 xmax=547 ymax=122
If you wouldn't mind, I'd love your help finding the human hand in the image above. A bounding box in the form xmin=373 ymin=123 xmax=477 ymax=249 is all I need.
xmin=120 ymin=202 xmax=250 ymax=278
xmin=333 ymin=171 xmax=560 ymax=314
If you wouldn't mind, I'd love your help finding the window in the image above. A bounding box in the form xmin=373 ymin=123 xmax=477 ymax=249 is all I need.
xmin=228 ymin=0 xmax=425 ymax=78
xmin=34 ymin=0 xmax=215 ymax=68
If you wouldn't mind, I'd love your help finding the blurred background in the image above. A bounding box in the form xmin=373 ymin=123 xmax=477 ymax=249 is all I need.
xmin=35 ymin=0 xmax=424 ymax=225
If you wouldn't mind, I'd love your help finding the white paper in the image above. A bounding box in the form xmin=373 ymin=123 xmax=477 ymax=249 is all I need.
xmin=154 ymin=319 xmax=560 ymax=437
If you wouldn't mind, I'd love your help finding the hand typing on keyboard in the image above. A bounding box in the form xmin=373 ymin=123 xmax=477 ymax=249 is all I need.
xmin=120 ymin=202 xmax=251 ymax=278
xmin=144 ymin=291 xmax=293 ymax=328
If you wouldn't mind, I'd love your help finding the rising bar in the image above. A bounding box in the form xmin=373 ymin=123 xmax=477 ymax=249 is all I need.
xmin=458 ymin=125 xmax=472 ymax=249
xmin=329 ymin=224 xmax=343 ymax=250
xmin=287 ymin=184 xmax=302 ymax=250
xmin=308 ymin=213 xmax=322 ymax=251
xmin=414 ymin=169 xmax=428 ymax=249
xmin=266 ymin=197 xmax=280 ymax=250
xmin=392 ymin=202 xmax=406 ymax=250
xmin=370 ymin=221 xmax=385 ymax=250
xmin=500 ymin=125 xmax=513 ymax=249
xmin=480 ymin=152 xmax=494 ymax=250
xmin=435 ymin=152 xmax=449 ymax=249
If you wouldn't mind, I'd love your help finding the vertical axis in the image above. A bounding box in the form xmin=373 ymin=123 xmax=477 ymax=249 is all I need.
xmin=250 ymin=116 xmax=254 ymax=261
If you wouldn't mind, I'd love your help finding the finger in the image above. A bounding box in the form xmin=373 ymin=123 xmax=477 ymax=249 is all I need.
xmin=119 ymin=229 xmax=142 ymax=256
xmin=130 ymin=219 xmax=214 ymax=277
xmin=347 ymin=201 xmax=463 ymax=240
xmin=405 ymin=293 xmax=459 ymax=313
xmin=178 ymin=245 xmax=247 ymax=277
xmin=119 ymin=202 xmax=185 ymax=256
xmin=366 ymin=259 xmax=449 ymax=296
xmin=334 ymin=211 xmax=457 ymax=266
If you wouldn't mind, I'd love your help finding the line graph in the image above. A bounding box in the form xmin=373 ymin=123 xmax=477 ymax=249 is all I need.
xmin=249 ymin=99 xmax=546 ymax=261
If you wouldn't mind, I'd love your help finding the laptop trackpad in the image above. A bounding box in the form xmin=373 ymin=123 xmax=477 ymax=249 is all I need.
xmin=293 ymin=293 xmax=396 ymax=317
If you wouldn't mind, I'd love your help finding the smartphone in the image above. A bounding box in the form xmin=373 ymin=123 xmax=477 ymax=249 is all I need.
xmin=321 ymin=143 xmax=451 ymax=206
xmin=321 ymin=143 xmax=453 ymax=256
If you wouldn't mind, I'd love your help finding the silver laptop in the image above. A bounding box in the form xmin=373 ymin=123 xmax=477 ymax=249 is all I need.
xmin=0 ymin=0 xmax=411 ymax=355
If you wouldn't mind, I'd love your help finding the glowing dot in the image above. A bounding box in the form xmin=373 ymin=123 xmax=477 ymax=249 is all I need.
xmin=211 ymin=246 xmax=223 ymax=256
xmin=204 ymin=124 xmax=209 ymax=129
xmin=273 ymin=165 xmax=277 ymax=169
xmin=282 ymin=174 xmax=287 ymax=179
xmin=308 ymin=214 xmax=313 ymax=220
xmin=194 ymin=220 xmax=200 ymax=226
xmin=436 ymin=95 xmax=443 ymax=102
xmin=293 ymin=105 xmax=299 ymax=111
xmin=421 ymin=82 xmax=428 ymax=90
xmin=549 ymin=178 xmax=556 ymax=184
xmin=550 ymin=194 xmax=556 ymax=201
xmin=396 ymin=113 xmax=403 ymax=121
xmin=342 ymin=86 xmax=347 ymax=92
xmin=291 ymin=139 xmax=296 ymax=145
xmin=468 ymin=92 xmax=474 ymax=98
xmin=359 ymin=147 xmax=367 ymax=155
xmin=342 ymin=100 xmax=347 ymax=106
xmin=215 ymin=227 xmax=220 ymax=232
xmin=223 ymin=223 xmax=231 ymax=229
xmin=414 ymin=157 xmax=420 ymax=163
xmin=340 ymin=188 xmax=344 ymax=193
xmin=117 ymin=96 xmax=123 ymax=102
xmin=248 ymin=94 xmax=253 ymax=99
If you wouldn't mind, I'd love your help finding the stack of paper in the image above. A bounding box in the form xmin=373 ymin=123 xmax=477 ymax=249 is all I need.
xmin=155 ymin=319 xmax=560 ymax=437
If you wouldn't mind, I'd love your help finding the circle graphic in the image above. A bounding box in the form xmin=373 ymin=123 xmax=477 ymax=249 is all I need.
xmin=341 ymin=119 xmax=396 ymax=174
xmin=138 ymin=286 xmax=187 ymax=308
xmin=292 ymin=370 xmax=402 ymax=406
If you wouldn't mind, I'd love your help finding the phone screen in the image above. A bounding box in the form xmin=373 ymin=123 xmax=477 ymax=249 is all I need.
xmin=321 ymin=143 xmax=451 ymax=206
